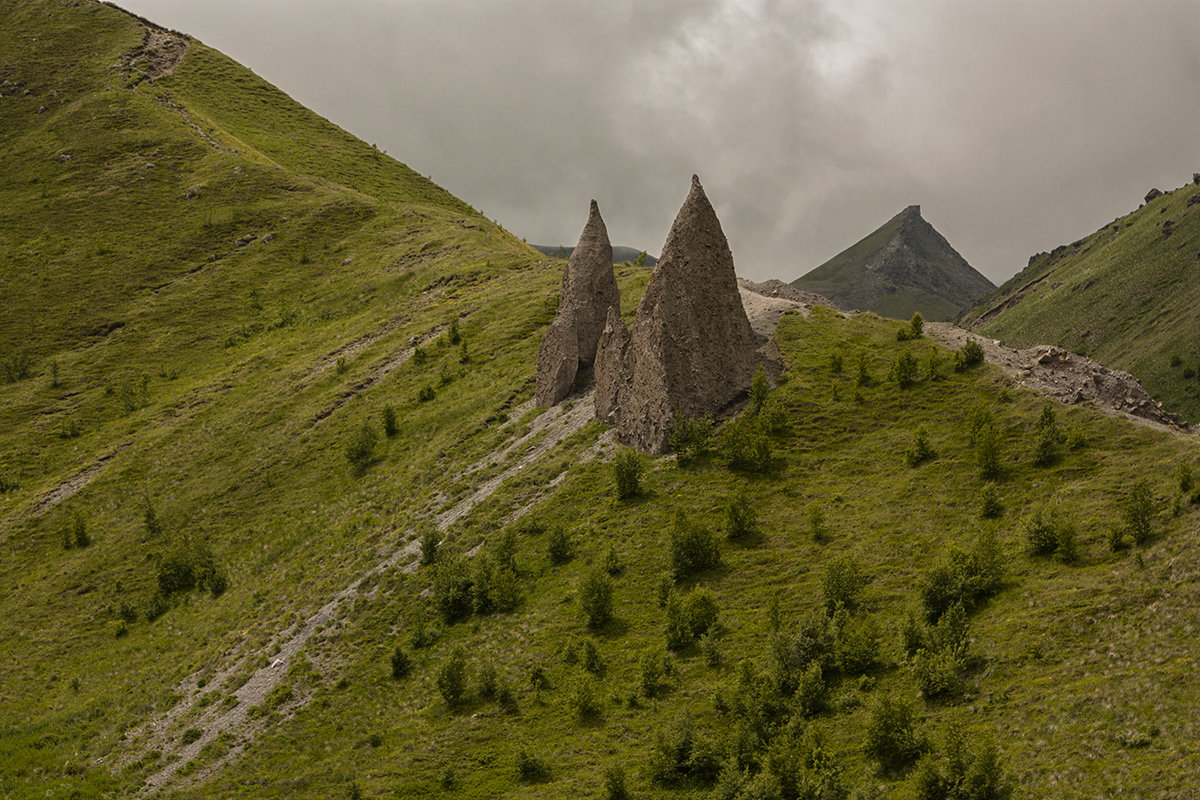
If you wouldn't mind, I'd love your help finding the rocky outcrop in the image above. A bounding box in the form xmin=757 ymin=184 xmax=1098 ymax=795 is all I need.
xmin=534 ymin=200 xmax=620 ymax=406
xmin=607 ymin=175 xmax=758 ymax=453
xmin=593 ymin=307 xmax=630 ymax=424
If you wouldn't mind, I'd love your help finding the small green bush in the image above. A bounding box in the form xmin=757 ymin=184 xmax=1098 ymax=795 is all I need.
xmin=665 ymin=588 xmax=719 ymax=650
xmin=974 ymin=421 xmax=1002 ymax=480
xmin=419 ymin=529 xmax=440 ymax=566
xmin=2 ymin=348 xmax=33 ymax=383
xmin=905 ymin=426 xmax=936 ymax=466
xmin=567 ymin=670 xmax=601 ymax=720
xmin=863 ymin=695 xmax=924 ymax=773
xmin=514 ymin=747 xmax=550 ymax=782
xmin=669 ymin=413 xmax=714 ymax=463
xmin=612 ymin=447 xmax=643 ymax=500
xmin=918 ymin=532 xmax=1003 ymax=622
xmin=579 ymin=566 xmax=614 ymax=629
xmin=344 ymin=423 xmax=378 ymax=471
xmin=1123 ymin=479 xmax=1155 ymax=545
xmin=436 ymin=646 xmax=468 ymax=707
xmin=446 ymin=317 xmax=461 ymax=346
xmin=668 ymin=512 xmax=721 ymax=581
xmin=915 ymin=727 xmax=1011 ymax=800
xmin=389 ymin=646 xmax=412 ymax=679
xmin=822 ymin=556 xmax=866 ymax=614
xmin=927 ymin=347 xmax=944 ymax=380
xmin=1032 ymin=406 xmax=1065 ymax=466
xmin=953 ymin=340 xmax=985 ymax=371
xmin=603 ymin=765 xmax=630 ymax=800
xmin=748 ymin=364 xmax=771 ymax=416
xmin=432 ymin=553 xmax=474 ymax=622
xmin=547 ymin=526 xmax=572 ymax=565
xmin=833 ymin=609 xmax=884 ymax=675
xmin=417 ymin=385 xmax=436 ymax=402
xmin=890 ymin=352 xmax=920 ymax=388
xmin=724 ymin=490 xmax=758 ymax=540
xmin=829 ymin=353 xmax=844 ymax=374
xmin=648 ymin=713 xmax=720 ymax=786
xmin=856 ymin=351 xmax=871 ymax=386
xmin=382 ymin=405 xmax=399 ymax=437
xmin=720 ymin=415 xmax=773 ymax=473
xmin=979 ymin=482 xmax=1003 ymax=519
xmin=1178 ymin=462 xmax=1194 ymax=494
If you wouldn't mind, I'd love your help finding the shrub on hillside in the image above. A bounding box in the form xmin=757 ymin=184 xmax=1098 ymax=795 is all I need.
xmin=345 ymin=423 xmax=378 ymax=471
xmin=668 ymin=413 xmax=714 ymax=463
xmin=974 ymin=421 xmax=1002 ymax=481
xmin=978 ymin=482 xmax=1003 ymax=519
xmin=906 ymin=426 xmax=936 ymax=466
xmin=513 ymin=747 xmax=550 ymax=782
xmin=156 ymin=539 xmax=227 ymax=598
xmin=547 ymin=526 xmax=572 ymax=565
xmin=417 ymin=385 xmax=436 ymax=402
xmin=724 ymin=489 xmax=758 ymax=540
xmin=863 ymin=695 xmax=925 ymax=773
xmin=1123 ymin=479 xmax=1155 ymax=545
xmin=1032 ymin=405 xmax=1065 ymax=466
xmin=419 ymin=528 xmax=440 ymax=566
xmin=668 ymin=511 xmax=721 ymax=581
xmin=382 ymin=405 xmax=399 ymax=437
xmin=953 ymin=340 xmax=985 ymax=371
xmin=918 ymin=531 xmax=1003 ymax=622
xmin=390 ymin=645 xmax=412 ymax=679
xmin=612 ymin=447 xmax=643 ymax=500
xmin=720 ymin=415 xmax=773 ymax=473
xmin=62 ymin=509 xmax=90 ymax=549
xmin=432 ymin=552 xmax=474 ymax=622
xmin=2 ymin=347 xmax=32 ymax=383
xmin=1021 ymin=506 xmax=1078 ymax=563
xmin=856 ymin=351 xmax=872 ymax=386
xmin=436 ymin=646 xmax=468 ymax=707
xmin=914 ymin=727 xmax=1012 ymax=800
xmin=665 ymin=588 xmax=719 ymax=650
xmin=579 ymin=565 xmax=615 ymax=629
xmin=648 ymin=714 xmax=721 ymax=786
xmin=748 ymin=364 xmax=771 ymax=416
xmin=822 ymin=556 xmax=866 ymax=614
xmin=891 ymin=352 xmax=920 ymax=388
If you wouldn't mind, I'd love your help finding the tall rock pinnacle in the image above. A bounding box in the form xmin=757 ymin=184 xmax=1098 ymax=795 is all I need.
xmin=534 ymin=200 xmax=620 ymax=406
xmin=612 ymin=175 xmax=758 ymax=452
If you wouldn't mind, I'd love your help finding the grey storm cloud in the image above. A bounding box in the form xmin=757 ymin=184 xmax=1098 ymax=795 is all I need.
xmin=119 ymin=0 xmax=1200 ymax=284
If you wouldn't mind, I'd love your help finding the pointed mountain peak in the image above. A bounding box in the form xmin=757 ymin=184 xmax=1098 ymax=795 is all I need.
xmin=791 ymin=205 xmax=995 ymax=321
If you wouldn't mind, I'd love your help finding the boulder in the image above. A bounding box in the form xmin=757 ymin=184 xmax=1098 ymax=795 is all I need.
xmin=615 ymin=175 xmax=758 ymax=453
xmin=1145 ymin=187 xmax=1163 ymax=203
xmin=534 ymin=200 xmax=620 ymax=406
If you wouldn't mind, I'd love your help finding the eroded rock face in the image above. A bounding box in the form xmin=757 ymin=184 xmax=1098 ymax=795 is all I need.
xmin=534 ymin=200 xmax=620 ymax=406
xmin=593 ymin=306 xmax=631 ymax=425
xmin=615 ymin=175 xmax=758 ymax=452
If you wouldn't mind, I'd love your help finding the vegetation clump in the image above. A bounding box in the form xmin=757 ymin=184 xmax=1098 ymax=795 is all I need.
xmin=612 ymin=447 xmax=644 ymax=500
xmin=668 ymin=511 xmax=721 ymax=581
xmin=953 ymin=340 xmax=985 ymax=371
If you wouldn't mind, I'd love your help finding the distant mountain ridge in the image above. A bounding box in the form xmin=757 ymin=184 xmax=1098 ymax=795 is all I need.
xmin=790 ymin=205 xmax=994 ymax=321
xmin=961 ymin=176 xmax=1200 ymax=422
xmin=532 ymin=243 xmax=657 ymax=266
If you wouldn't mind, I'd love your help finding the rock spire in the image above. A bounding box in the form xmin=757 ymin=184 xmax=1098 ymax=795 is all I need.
xmin=534 ymin=200 xmax=620 ymax=406
xmin=600 ymin=175 xmax=758 ymax=452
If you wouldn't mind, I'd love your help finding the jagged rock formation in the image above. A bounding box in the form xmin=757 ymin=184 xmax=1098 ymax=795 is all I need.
xmin=600 ymin=175 xmax=758 ymax=453
xmin=791 ymin=205 xmax=995 ymax=321
xmin=593 ymin=307 xmax=630 ymax=425
xmin=534 ymin=200 xmax=620 ymax=406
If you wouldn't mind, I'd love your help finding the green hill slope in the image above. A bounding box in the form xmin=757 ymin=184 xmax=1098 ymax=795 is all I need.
xmin=961 ymin=180 xmax=1200 ymax=423
xmin=791 ymin=206 xmax=995 ymax=322
xmin=2 ymin=3 xmax=1200 ymax=800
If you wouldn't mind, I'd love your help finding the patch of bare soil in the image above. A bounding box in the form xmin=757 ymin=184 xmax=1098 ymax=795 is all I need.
xmin=926 ymin=323 xmax=1191 ymax=433
xmin=120 ymin=21 xmax=188 ymax=84
xmin=31 ymin=443 xmax=129 ymax=516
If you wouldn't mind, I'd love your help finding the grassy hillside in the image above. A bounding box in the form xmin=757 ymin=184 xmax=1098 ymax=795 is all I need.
xmin=2 ymin=3 xmax=1200 ymax=799
xmin=961 ymin=180 xmax=1200 ymax=423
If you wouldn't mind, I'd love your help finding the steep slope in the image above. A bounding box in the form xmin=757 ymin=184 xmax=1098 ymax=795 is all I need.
xmin=791 ymin=205 xmax=994 ymax=321
xmin=961 ymin=178 xmax=1200 ymax=423
xmin=2 ymin=4 xmax=1200 ymax=800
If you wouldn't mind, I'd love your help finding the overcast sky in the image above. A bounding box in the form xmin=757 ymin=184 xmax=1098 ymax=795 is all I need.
xmin=119 ymin=0 xmax=1200 ymax=285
